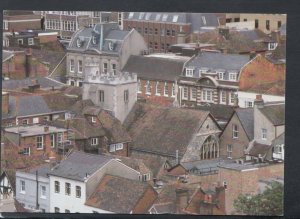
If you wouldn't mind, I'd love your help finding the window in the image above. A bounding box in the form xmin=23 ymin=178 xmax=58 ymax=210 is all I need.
xmin=76 ymin=186 xmax=81 ymax=198
xmin=172 ymin=15 xmax=179 ymax=22
xmin=23 ymin=148 xmax=30 ymax=155
xmin=278 ymin=21 xmax=282 ymax=28
xmin=218 ymin=72 xmax=224 ymax=80
xmin=186 ymin=68 xmax=194 ymax=77
xmin=57 ymin=133 xmax=63 ymax=145
xmin=20 ymin=180 xmax=25 ymax=193
xmin=154 ymin=28 xmax=158 ymax=35
xmin=28 ymin=38 xmax=34 ymax=45
xmin=36 ymin=136 xmax=44 ymax=149
xmin=161 ymin=43 xmax=165 ymax=50
xmin=255 ymin=19 xmax=259 ymax=28
xmin=172 ymin=83 xmax=175 ymax=97
xmin=166 ymin=29 xmax=171 ymax=36
xmin=111 ymin=63 xmax=117 ymax=75
xmin=3 ymin=20 xmax=8 ymax=30
xmin=268 ymin=43 xmax=278 ymax=50
xmin=55 ymin=181 xmax=60 ymax=193
xmin=91 ymin=138 xmax=98 ymax=146
xmin=229 ymin=72 xmax=237 ymax=81
xmin=245 ymin=100 xmax=253 ymax=108
xmin=78 ymin=60 xmax=83 ymax=73
xmin=155 ymin=82 xmax=161 ymax=95
xmin=266 ymin=20 xmax=270 ymax=31
xmin=108 ymin=42 xmax=114 ymax=51
xmin=18 ymin=39 xmax=23 ymax=45
xmin=232 ymin=124 xmax=238 ymax=139
xmin=141 ymin=173 xmax=150 ymax=181
xmin=51 ymin=134 xmax=55 ymax=148
xmin=99 ymin=90 xmax=104 ymax=102
xmin=144 ymin=27 xmax=148 ymax=34
xmin=227 ymin=144 xmax=232 ymax=158
xmin=190 ymin=87 xmax=197 ymax=101
xmin=22 ymin=119 xmax=28 ymax=125
xmin=43 ymin=116 xmax=49 ymax=122
xmin=154 ymin=42 xmax=158 ymax=50
xmin=161 ymin=29 xmax=165 ymax=36
xmin=162 ymin=14 xmax=168 ymax=22
xmin=76 ymin=38 xmax=81 ymax=47
xmin=146 ymin=81 xmax=151 ymax=94
xmin=70 ymin=59 xmax=75 ymax=72
xmin=124 ymin=90 xmax=129 ymax=103
xmin=223 ymin=181 xmax=227 ymax=189
xmin=244 ymin=19 xmax=247 ymax=21
xmin=91 ymin=116 xmax=97 ymax=123
xmin=182 ymin=87 xmax=188 ymax=100
xmin=65 ymin=183 xmax=71 ymax=195
xmin=92 ymin=36 xmax=97 ymax=44
xmin=109 ymin=144 xmax=116 ymax=152
xmin=103 ymin=62 xmax=108 ymax=74
xmin=33 ymin=117 xmax=39 ymax=124
xmin=65 ymin=209 xmax=70 ymax=213
xmin=137 ymin=27 xmax=142 ymax=33
xmin=230 ymin=92 xmax=235 ymax=105
xmin=171 ymin=30 xmax=175 ymax=36
xmin=54 ymin=207 xmax=60 ymax=213
xmin=137 ymin=79 xmax=142 ymax=93
xmin=41 ymin=185 xmax=46 ymax=199
xmin=116 ymin=143 xmax=123 ymax=150
xmin=155 ymin=14 xmax=161 ymax=21
xmin=138 ymin=12 xmax=145 ymax=20
xmin=220 ymin=91 xmax=226 ymax=104
xmin=164 ymin=83 xmax=169 ymax=96
xmin=128 ymin=12 xmax=134 ymax=19
xmin=202 ymin=90 xmax=213 ymax=102
xmin=202 ymin=16 xmax=207 ymax=25
xmin=145 ymin=13 xmax=151 ymax=20
xmin=262 ymin=128 xmax=267 ymax=140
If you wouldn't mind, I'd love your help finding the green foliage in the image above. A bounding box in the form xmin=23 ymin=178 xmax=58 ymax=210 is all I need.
xmin=233 ymin=181 xmax=283 ymax=216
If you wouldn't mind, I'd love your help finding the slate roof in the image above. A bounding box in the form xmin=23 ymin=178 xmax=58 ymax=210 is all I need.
xmin=236 ymin=29 xmax=271 ymax=42
xmin=2 ymin=77 xmax=65 ymax=91
xmin=183 ymin=51 xmax=249 ymax=79
xmin=42 ymin=93 xmax=79 ymax=112
xmin=248 ymin=142 xmax=272 ymax=157
xmin=124 ymin=102 xmax=210 ymax=157
xmin=125 ymin=12 xmax=219 ymax=33
xmin=259 ymin=104 xmax=285 ymax=126
xmin=67 ymin=23 xmax=130 ymax=55
xmin=279 ymin=24 xmax=286 ymax=36
xmin=26 ymin=164 xmax=51 ymax=178
xmin=191 ymin=104 xmax=234 ymax=121
xmin=49 ymin=151 xmax=113 ymax=181
xmin=122 ymin=55 xmax=186 ymax=81
xmin=2 ymin=50 xmax=14 ymax=62
xmin=235 ymin=108 xmax=254 ymax=140
xmin=2 ymin=95 xmax=54 ymax=119
xmin=85 ymin=174 xmax=155 ymax=213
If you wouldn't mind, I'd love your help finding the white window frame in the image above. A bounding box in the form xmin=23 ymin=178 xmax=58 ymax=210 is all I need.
xmin=51 ymin=134 xmax=55 ymax=148
xmin=164 ymin=82 xmax=169 ymax=96
xmin=262 ymin=128 xmax=267 ymax=140
xmin=230 ymin=92 xmax=235 ymax=105
xmin=202 ymin=89 xmax=213 ymax=102
xmin=220 ymin=91 xmax=226 ymax=104
xmin=146 ymin=81 xmax=151 ymax=95
xmin=36 ymin=136 xmax=44 ymax=150
xmin=111 ymin=63 xmax=117 ymax=75
xmin=55 ymin=181 xmax=60 ymax=193
xmin=115 ymin=143 xmax=123 ymax=151
xmin=190 ymin=87 xmax=197 ymax=101
xmin=91 ymin=138 xmax=98 ymax=146
xmin=245 ymin=100 xmax=253 ymax=108
xmin=33 ymin=117 xmax=39 ymax=124
xmin=155 ymin=82 xmax=161 ymax=96
xmin=218 ymin=72 xmax=224 ymax=80
xmin=137 ymin=79 xmax=142 ymax=93
xmin=78 ymin=60 xmax=83 ymax=73
xmin=65 ymin=182 xmax=71 ymax=196
xmin=232 ymin=124 xmax=238 ymax=139
xmin=22 ymin=119 xmax=29 ymax=125
xmin=172 ymin=15 xmax=179 ymax=22
xmin=103 ymin=62 xmax=108 ymax=74
xmin=28 ymin=38 xmax=34 ymax=46
xmin=109 ymin=144 xmax=116 ymax=152
xmin=186 ymin=68 xmax=194 ymax=77
xmin=70 ymin=59 xmax=75 ymax=72
xmin=227 ymin=145 xmax=232 ymax=158
xmin=128 ymin=12 xmax=134 ymax=19
xmin=182 ymin=87 xmax=188 ymax=100
xmin=229 ymin=72 xmax=237 ymax=81
xmin=23 ymin=147 xmax=30 ymax=155
xmin=76 ymin=186 xmax=81 ymax=198
xmin=40 ymin=185 xmax=46 ymax=199
xmin=3 ymin=20 xmax=8 ymax=30
xmin=91 ymin=116 xmax=97 ymax=123
xmin=268 ymin=42 xmax=278 ymax=50
xmin=20 ymin=180 xmax=26 ymax=194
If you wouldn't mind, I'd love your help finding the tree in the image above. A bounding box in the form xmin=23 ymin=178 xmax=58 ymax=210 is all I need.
xmin=233 ymin=181 xmax=283 ymax=216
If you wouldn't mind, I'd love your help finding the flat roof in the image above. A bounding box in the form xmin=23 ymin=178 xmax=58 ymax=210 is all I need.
xmin=5 ymin=124 xmax=68 ymax=137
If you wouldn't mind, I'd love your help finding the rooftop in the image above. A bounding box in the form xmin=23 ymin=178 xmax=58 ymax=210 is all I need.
xmin=259 ymin=103 xmax=285 ymax=126
xmin=235 ymin=108 xmax=254 ymax=140
xmin=4 ymin=124 xmax=68 ymax=137
xmin=218 ymin=161 xmax=271 ymax=171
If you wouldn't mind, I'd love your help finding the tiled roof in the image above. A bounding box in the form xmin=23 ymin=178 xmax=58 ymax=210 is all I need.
xmin=124 ymin=102 xmax=209 ymax=157
xmin=191 ymin=104 xmax=234 ymax=121
xmin=2 ymin=77 xmax=65 ymax=91
xmin=85 ymin=174 xmax=156 ymax=213
xmin=49 ymin=151 xmax=113 ymax=181
xmin=235 ymin=108 xmax=254 ymax=140
xmin=67 ymin=23 xmax=130 ymax=55
xmin=122 ymin=55 xmax=186 ymax=81
xmin=243 ymin=80 xmax=285 ymax=96
xmin=249 ymin=142 xmax=272 ymax=157
xmin=259 ymin=104 xmax=285 ymax=126
xmin=42 ymin=93 xmax=79 ymax=112
xmin=113 ymin=155 xmax=151 ymax=175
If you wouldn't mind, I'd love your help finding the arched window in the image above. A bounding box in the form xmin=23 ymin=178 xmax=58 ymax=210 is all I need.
xmin=199 ymin=136 xmax=219 ymax=160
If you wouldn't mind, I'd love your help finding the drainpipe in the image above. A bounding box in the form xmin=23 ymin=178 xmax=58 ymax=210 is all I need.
xmin=99 ymin=24 xmax=103 ymax=51
xmin=36 ymin=170 xmax=39 ymax=210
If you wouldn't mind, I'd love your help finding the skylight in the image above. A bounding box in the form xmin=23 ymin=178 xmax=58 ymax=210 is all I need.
xmin=155 ymin=14 xmax=161 ymax=21
xmin=128 ymin=12 xmax=134 ymax=19
xmin=139 ymin=12 xmax=145 ymax=20
xmin=172 ymin=15 xmax=179 ymax=22
xmin=162 ymin=14 xmax=168 ymax=22
xmin=145 ymin=13 xmax=151 ymax=20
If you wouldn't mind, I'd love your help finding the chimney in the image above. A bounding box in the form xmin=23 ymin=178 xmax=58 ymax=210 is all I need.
xmin=175 ymin=188 xmax=189 ymax=213
xmin=271 ymin=30 xmax=280 ymax=43
xmin=254 ymin=94 xmax=264 ymax=108
xmin=2 ymin=92 xmax=9 ymax=115
xmin=44 ymin=126 xmax=49 ymax=132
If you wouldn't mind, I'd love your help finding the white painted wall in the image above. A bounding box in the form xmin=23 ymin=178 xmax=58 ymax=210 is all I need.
xmin=238 ymin=91 xmax=285 ymax=108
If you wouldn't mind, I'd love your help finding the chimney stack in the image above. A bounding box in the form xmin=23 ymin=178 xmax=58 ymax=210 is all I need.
xmin=175 ymin=188 xmax=189 ymax=213
xmin=2 ymin=92 xmax=9 ymax=115
xmin=254 ymin=94 xmax=264 ymax=108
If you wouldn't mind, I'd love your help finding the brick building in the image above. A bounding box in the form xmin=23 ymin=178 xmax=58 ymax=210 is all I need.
xmin=123 ymin=12 xmax=219 ymax=52
xmin=3 ymin=14 xmax=42 ymax=33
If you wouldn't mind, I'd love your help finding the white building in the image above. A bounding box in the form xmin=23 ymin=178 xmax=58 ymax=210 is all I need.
xmin=238 ymin=91 xmax=285 ymax=108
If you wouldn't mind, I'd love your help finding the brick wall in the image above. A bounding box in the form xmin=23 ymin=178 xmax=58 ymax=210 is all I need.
xmin=167 ymin=165 xmax=187 ymax=176
xmin=239 ymin=55 xmax=285 ymax=91
xmin=132 ymin=187 xmax=158 ymax=213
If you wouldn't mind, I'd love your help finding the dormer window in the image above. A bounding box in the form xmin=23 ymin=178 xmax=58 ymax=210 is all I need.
xmin=229 ymin=72 xmax=237 ymax=81
xmin=92 ymin=36 xmax=97 ymax=45
xmin=76 ymin=38 xmax=82 ymax=47
xmin=128 ymin=12 xmax=134 ymax=19
xmin=186 ymin=68 xmax=194 ymax=77
xmin=108 ymin=42 xmax=114 ymax=51
xmin=202 ymin=16 xmax=207 ymax=25
xmin=218 ymin=72 xmax=224 ymax=80
xmin=268 ymin=42 xmax=278 ymax=50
